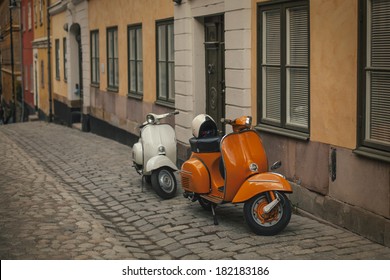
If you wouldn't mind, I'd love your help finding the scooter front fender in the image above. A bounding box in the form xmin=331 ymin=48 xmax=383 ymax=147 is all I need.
xmin=232 ymin=173 xmax=292 ymax=203
xmin=145 ymin=155 xmax=178 ymax=174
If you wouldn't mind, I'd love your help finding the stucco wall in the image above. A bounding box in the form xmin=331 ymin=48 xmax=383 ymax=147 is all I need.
xmin=251 ymin=0 xmax=390 ymax=245
xmin=251 ymin=0 xmax=358 ymax=150
xmin=51 ymin=10 xmax=68 ymax=101
xmin=37 ymin=47 xmax=49 ymax=115
xmin=174 ymin=0 xmax=252 ymax=148
xmin=88 ymin=0 xmax=173 ymax=103
xmin=310 ymin=0 xmax=358 ymax=149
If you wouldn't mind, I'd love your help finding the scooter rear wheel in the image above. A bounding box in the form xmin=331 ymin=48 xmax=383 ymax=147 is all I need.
xmin=243 ymin=191 xmax=292 ymax=236
xmin=151 ymin=167 xmax=177 ymax=199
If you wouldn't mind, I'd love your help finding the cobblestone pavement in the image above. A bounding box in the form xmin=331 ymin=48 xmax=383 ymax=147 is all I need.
xmin=1 ymin=122 xmax=390 ymax=260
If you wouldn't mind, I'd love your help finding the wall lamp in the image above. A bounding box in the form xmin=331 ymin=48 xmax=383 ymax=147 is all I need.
xmin=173 ymin=0 xmax=182 ymax=5
xmin=9 ymin=0 xmax=18 ymax=9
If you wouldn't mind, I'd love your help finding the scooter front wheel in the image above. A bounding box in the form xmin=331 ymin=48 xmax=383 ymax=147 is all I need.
xmin=151 ymin=167 xmax=177 ymax=199
xmin=244 ymin=191 xmax=292 ymax=236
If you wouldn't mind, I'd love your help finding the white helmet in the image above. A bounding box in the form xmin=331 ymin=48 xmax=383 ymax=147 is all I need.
xmin=191 ymin=114 xmax=217 ymax=138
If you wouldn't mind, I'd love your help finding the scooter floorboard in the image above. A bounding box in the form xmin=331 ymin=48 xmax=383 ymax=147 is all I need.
xmin=200 ymin=194 xmax=223 ymax=204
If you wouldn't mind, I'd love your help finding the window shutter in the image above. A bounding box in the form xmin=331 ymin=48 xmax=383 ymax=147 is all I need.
xmin=262 ymin=9 xmax=281 ymax=123
xmin=286 ymin=6 xmax=309 ymax=128
xmin=366 ymin=0 xmax=390 ymax=145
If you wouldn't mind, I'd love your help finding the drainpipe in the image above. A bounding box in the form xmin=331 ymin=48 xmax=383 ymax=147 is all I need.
xmin=9 ymin=0 xmax=16 ymax=123
xmin=47 ymin=4 xmax=53 ymax=122
xmin=19 ymin=0 xmax=24 ymax=121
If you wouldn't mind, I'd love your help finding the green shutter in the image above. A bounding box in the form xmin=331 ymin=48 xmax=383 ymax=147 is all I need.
xmin=366 ymin=0 xmax=390 ymax=145
xmin=287 ymin=6 xmax=309 ymax=128
xmin=262 ymin=9 xmax=281 ymax=123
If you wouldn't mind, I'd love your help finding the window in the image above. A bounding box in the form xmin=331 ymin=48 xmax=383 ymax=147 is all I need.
xmin=156 ymin=20 xmax=174 ymax=104
xmin=358 ymin=0 xmax=390 ymax=158
xmin=22 ymin=6 xmax=26 ymax=32
xmin=39 ymin=0 xmax=43 ymax=26
xmin=258 ymin=1 xmax=309 ymax=136
xmin=107 ymin=27 xmax=118 ymax=89
xmin=90 ymin=30 xmax=99 ymax=85
xmin=30 ymin=64 xmax=34 ymax=93
xmin=55 ymin=39 xmax=60 ymax=80
xmin=63 ymin=38 xmax=67 ymax=82
xmin=34 ymin=1 xmax=37 ymax=27
xmin=40 ymin=60 xmax=44 ymax=88
xmin=28 ymin=1 xmax=32 ymax=30
xmin=128 ymin=25 xmax=143 ymax=96
xmin=25 ymin=66 xmax=29 ymax=90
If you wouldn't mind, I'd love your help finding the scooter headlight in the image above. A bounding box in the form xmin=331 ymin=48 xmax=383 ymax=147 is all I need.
xmin=146 ymin=114 xmax=155 ymax=124
xmin=158 ymin=145 xmax=166 ymax=155
xmin=245 ymin=116 xmax=252 ymax=127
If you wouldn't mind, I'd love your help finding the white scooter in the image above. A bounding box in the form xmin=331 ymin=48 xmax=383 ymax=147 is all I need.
xmin=132 ymin=110 xmax=179 ymax=199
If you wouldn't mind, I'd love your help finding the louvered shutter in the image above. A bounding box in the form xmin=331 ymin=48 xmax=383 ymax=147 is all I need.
xmin=262 ymin=9 xmax=281 ymax=123
xmin=366 ymin=0 xmax=390 ymax=145
xmin=286 ymin=6 xmax=309 ymax=128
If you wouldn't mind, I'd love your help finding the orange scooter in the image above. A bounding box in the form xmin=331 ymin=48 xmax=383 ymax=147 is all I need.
xmin=180 ymin=114 xmax=292 ymax=235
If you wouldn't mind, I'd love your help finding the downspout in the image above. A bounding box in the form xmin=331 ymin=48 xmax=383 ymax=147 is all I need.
xmin=47 ymin=4 xmax=53 ymax=122
xmin=19 ymin=1 xmax=24 ymax=121
xmin=9 ymin=0 xmax=16 ymax=123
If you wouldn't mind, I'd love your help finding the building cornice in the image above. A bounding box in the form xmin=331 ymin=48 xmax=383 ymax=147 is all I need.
xmin=32 ymin=37 xmax=49 ymax=48
xmin=49 ymin=0 xmax=67 ymax=16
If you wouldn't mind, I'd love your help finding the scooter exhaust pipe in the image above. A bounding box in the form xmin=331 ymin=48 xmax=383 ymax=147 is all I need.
xmin=183 ymin=192 xmax=197 ymax=202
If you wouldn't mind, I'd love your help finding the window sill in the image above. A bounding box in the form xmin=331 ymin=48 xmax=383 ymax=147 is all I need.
xmin=255 ymin=124 xmax=309 ymax=141
xmin=128 ymin=93 xmax=143 ymax=100
xmin=107 ymin=87 xmax=118 ymax=93
xmin=353 ymin=146 xmax=390 ymax=163
xmin=155 ymin=99 xmax=175 ymax=109
xmin=90 ymin=83 xmax=99 ymax=88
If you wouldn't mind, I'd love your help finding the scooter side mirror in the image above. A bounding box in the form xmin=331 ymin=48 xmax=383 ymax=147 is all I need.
xmin=270 ymin=161 xmax=282 ymax=171
xmin=146 ymin=114 xmax=156 ymax=124
xmin=221 ymin=118 xmax=232 ymax=124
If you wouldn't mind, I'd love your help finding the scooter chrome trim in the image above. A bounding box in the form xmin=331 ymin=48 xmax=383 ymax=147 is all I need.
xmin=248 ymin=179 xmax=279 ymax=183
xmin=269 ymin=172 xmax=286 ymax=179
xmin=263 ymin=196 xmax=281 ymax=214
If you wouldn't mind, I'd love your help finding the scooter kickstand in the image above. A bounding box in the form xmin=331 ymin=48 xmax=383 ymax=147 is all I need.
xmin=141 ymin=175 xmax=145 ymax=192
xmin=211 ymin=204 xmax=219 ymax=225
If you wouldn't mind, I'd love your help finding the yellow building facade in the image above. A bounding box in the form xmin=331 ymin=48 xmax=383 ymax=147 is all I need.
xmin=88 ymin=0 xmax=174 ymax=139
xmin=48 ymin=0 xmax=88 ymax=127
xmin=32 ymin=0 xmax=50 ymax=120
xmin=248 ymin=0 xmax=389 ymax=246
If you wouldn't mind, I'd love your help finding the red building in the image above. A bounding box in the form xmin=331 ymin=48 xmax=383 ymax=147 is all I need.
xmin=21 ymin=0 xmax=34 ymax=114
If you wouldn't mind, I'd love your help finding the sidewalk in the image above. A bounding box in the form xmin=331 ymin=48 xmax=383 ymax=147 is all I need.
xmin=1 ymin=122 xmax=390 ymax=259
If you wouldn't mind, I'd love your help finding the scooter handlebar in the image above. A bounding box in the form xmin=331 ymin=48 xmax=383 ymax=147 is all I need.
xmin=221 ymin=118 xmax=232 ymax=125
xmin=141 ymin=110 xmax=179 ymax=127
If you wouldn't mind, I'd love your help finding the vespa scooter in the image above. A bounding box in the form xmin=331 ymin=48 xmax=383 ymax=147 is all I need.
xmin=180 ymin=114 xmax=292 ymax=235
xmin=132 ymin=110 xmax=179 ymax=199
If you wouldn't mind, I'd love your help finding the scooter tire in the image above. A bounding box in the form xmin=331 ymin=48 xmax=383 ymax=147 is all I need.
xmin=143 ymin=175 xmax=151 ymax=184
xmin=243 ymin=191 xmax=292 ymax=236
xmin=151 ymin=167 xmax=177 ymax=199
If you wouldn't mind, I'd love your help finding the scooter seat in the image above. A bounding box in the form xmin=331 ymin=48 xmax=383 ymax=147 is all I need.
xmin=189 ymin=136 xmax=221 ymax=153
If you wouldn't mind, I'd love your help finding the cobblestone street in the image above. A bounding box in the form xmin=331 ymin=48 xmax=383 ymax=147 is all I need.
xmin=1 ymin=122 xmax=390 ymax=260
